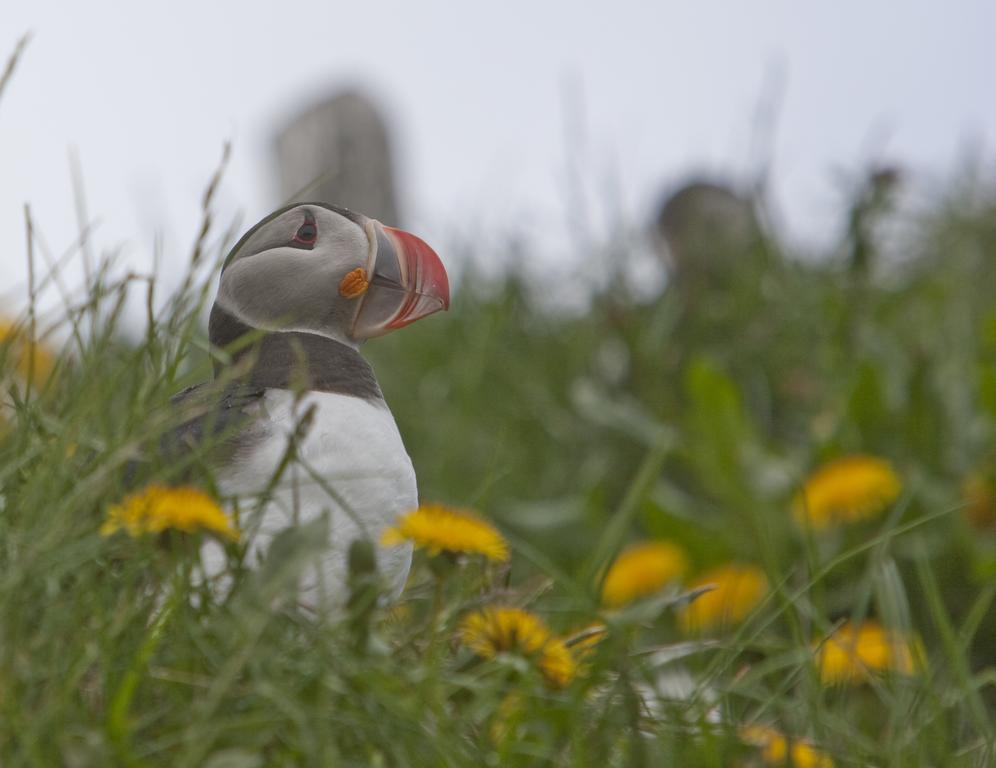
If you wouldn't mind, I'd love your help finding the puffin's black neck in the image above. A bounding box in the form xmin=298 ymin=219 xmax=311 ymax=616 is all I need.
xmin=208 ymin=305 xmax=383 ymax=401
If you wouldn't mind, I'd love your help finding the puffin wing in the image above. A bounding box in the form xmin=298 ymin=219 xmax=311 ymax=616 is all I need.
xmin=162 ymin=382 xmax=268 ymax=475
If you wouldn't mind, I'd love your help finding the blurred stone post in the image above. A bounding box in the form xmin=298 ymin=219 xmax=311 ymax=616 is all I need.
xmin=273 ymin=89 xmax=401 ymax=225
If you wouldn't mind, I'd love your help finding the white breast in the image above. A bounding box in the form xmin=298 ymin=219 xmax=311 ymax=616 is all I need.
xmin=201 ymin=390 xmax=416 ymax=607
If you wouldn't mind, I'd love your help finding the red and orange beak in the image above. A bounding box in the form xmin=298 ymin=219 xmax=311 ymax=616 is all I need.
xmin=351 ymin=221 xmax=450 ymax=340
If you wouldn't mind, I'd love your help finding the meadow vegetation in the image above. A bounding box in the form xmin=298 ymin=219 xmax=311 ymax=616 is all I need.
xmin=3 ymin=37 xmax=996 ymax=768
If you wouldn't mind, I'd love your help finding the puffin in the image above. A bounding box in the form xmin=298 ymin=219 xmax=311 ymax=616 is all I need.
xmin=169 ymin=202 xmax=449 ymax=608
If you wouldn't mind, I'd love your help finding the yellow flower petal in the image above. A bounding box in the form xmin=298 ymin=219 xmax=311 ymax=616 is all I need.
xmin=536 ymin=639 xmax=576 ymax=689
xmin=677 ymin=563 xmax=768 ymax=634
xmin=459 ymin=606 xmax=577 ymax=688
xmin=0 ymin=319 xmax=56 ymax=388
xmin=564 ymin=622 xmax=608 ymax=653
xmin=962 ymin=471 xmax=996 ymax=531
xmin=792 ymin=455 xmax=901 ymax=530
xmin=601 ymin=540 xmax=689 ymax=608
xmin=102 ymin=485 xmax=238 ymax=541
xmin=816 ymin=620 xmax=921 ymax=685
xmin=381 ymin=503 xmax=509 ymax=562
xmin=741 ymin=725 xmax=834 ymax=768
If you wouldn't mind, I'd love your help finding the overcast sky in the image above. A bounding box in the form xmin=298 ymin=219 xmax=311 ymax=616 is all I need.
xmin=2 ymin=1 xmax=995 ymax=314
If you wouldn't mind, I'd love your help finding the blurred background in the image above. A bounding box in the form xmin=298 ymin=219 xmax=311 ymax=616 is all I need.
xmin=0 ymin=2 xmax=996 ymax=614
xmin=2 ymin=1 xmax=996 ymax=311
xmin=5 ymin=0 xmax=996 ymax=597
xmin=5 ymin=3 xmax=996 ymax=752
xmin=4 ymin=0 xmax=996 ymax=573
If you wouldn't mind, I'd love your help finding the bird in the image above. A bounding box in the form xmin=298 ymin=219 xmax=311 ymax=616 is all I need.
xmin=652 ymin=180 xmax=760 ymax=293
xmin=167 ymin=202 xmax=449 ymax=609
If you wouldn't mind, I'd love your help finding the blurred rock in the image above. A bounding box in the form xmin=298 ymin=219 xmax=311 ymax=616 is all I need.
xmin=652 ymin=180 xmax=761 ymax=290
xmin=273 ymin=89 xmax=401 ymax=225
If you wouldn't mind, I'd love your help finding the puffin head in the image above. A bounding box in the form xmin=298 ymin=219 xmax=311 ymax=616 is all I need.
xmin=214 ymin=202 xmax=449 ymax=347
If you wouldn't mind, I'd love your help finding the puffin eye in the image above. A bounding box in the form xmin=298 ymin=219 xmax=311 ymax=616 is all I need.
xmin=292 ymin=220 xmax=318 ymax=247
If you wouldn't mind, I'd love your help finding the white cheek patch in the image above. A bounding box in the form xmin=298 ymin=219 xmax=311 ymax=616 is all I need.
xmin=319 ymin=217 xmax=371 ymax=268
xmin=218 ymin=251 xmax=327 ymax=330
xmin=215 ymin=269 xmax=255 ymax=327
xmin=216 ymin=248 xmax=362 ymax=348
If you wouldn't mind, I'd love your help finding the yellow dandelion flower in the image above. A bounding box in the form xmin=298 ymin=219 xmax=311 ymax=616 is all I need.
xmin=101 ymin=485 xmax=238 ymax=541
xmin=536 ymin=639 xmax=577 ymax=689
xmin=381 ymin=503 xmax=509 ymax=562
xmin=601 ymin=540 xmax=689 ymax=608
xmin=741 ymin=725 xmax=834 ymax=768
xmin=677 ymin=563 xmax=768 ymax=634
xmin=0 ymin=320 xmax=56 ymax=388
xmin=792 ymin=455 xmax=901 ymax=529
xmin=459 ymin=606 xmax=577 ymax=688
xmin=962 ymin=471 xmax=996 ymax=531
xmin=816 ymin=620 xmax=921 ymax=685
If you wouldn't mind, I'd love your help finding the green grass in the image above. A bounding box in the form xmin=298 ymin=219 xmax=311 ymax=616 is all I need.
xmin=4 ymin=38 xmax=996 ymax=768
